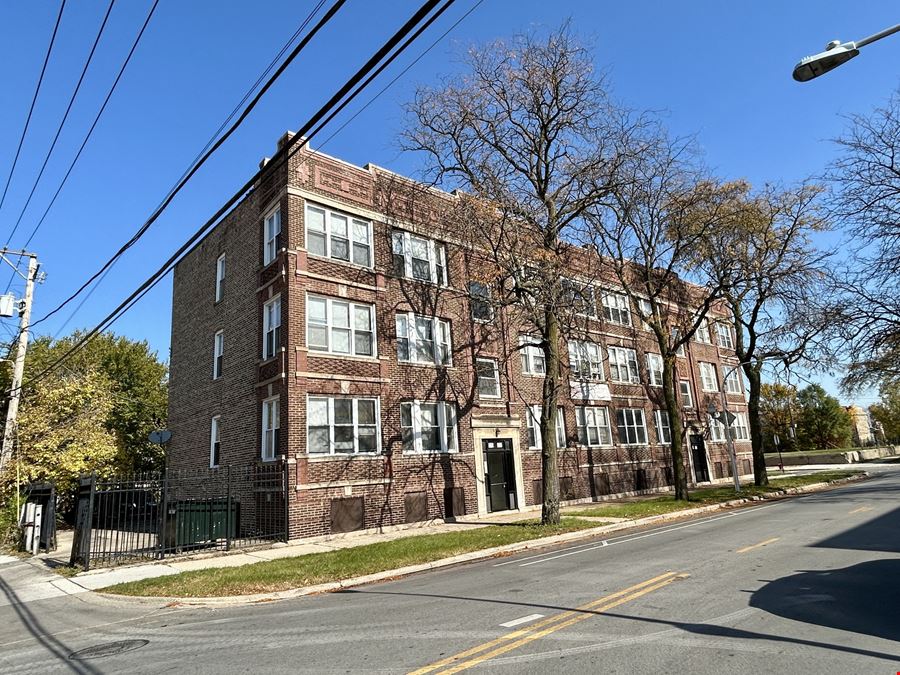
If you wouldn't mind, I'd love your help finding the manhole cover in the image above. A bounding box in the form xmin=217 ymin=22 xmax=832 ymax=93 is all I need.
xmin=69 ymin=639 xmax=149 ymax=660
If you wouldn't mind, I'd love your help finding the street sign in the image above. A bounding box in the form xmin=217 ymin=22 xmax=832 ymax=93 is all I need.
xmin=149 ymin=429 xmax=172 ymax=445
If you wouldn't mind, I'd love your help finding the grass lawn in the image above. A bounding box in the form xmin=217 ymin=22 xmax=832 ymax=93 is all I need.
xmin=565 ymin=471 xmax=861 ymax=520
xmin=104 ymin=518 xmax=600 ymax=597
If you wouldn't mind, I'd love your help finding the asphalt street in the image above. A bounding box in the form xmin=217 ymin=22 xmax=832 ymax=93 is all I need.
xmin=1 ymin=468 xmax=899 ymax=674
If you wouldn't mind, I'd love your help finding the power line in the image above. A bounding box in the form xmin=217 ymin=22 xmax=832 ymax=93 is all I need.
xmin=18 ymin=0 xmax=453 ymax=391
xmin=0 ymin=0 xmax=67 ymax=213
xmin=29 ymin=0 xmax=346 ymax=326
xmin=49 ymin=0 xmax=331 ymax=339
xmin=0 ymin=0 xmax=160 ymax=296
xmin=2 ymin=1 xmax=116 ymax=250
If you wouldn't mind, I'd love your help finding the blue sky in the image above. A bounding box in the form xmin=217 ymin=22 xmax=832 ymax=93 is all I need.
xmin=0 ymin=1 xmax=897 ymax=405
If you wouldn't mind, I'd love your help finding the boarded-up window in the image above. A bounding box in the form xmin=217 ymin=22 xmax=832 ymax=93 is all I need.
xmin=532 ymin=479 xmax=543 ymax=505
xmin=330 ymin=497 xmax=364 ymax=533
xmin=404 ymin=492 xmax=428 ymax=523
xmin=592 ymin=473 xmax=610 ymax=496
xmin=714 ymin=462 xmax=725 ymax=479
xmin=444 ymin=487 xmax=466 ymax=518
xmin=635 ymin=469 xmax=648 ymax=491
xmin=742 ymin=459 xmax=752 ymax=475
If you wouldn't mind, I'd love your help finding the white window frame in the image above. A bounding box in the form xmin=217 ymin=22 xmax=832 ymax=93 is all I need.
xmin=392 ymin=230 xmax=447 ymax=285
xmin=568 ymin=340 xmax=604 ymax=381
xmin=616 ymin=408 xmax=648 ymax=445
xmin=261 ymin=396 xmax=280 ymax=461
xmin=576 ymin=406 xmax=613 ymax=447
xmin=520 ymin=336 xmax=546 ymax=376
xmin=306 ymin=294 xmax=376 ymax=358
xmin=646 ymin=353 xmax=663 ymax=387
xmin=733 ymin=412 xmax=750 ymax=441
xmin=468 ymin=281 xmax=493 ymax=321
xmin=654 ymin=410 xmax=672 ymax=445
xmin=637 ymin=298 xmax=654 ymax=330
xmin=263 ymin=207 xmax=282 ymax=266
xmin=307 ymin=396 xmax=381 ymax=455
xmin=213 ymin=330 xmax=224 ymax=379
xmin=679 ymin=379 xmax=694 ymax=408
xmin=608 ymin=346 xmax=641 ymax=384
xmin=476 ymin=358 xmax=501 ymax=398
xmin=716 ymin=323 xmax=735 ymax=349
xmin=699 ymin=362 xmax=719 ymax=392
xmin=709 ymin=414 xmax=727 ymax=442
xmin=724 ymin=367 xmax=743 ymax=394
xmin=210 ymin=415 xmax=221 ymax=468
xmin=215 ymin=254 xmax=225 ymax=302
xmin=305 ymin=203 xmax=373 ymax=268
xmin=395 ymin=313 xmax=452 ymax=365
xmin=400 ymin=401 xmax=458 ymax=454
xmin=562 ymin=279 xmax=597 ymax=317
xmin=695 ymin=317 xmax=712 ymax=344
xmin=526 ymin=405 xmax=566 ymax=449
xmin=262 ymin=295 xmax=282 ymax=360
xmin=601 ymin=292 xmax=632 ymax=326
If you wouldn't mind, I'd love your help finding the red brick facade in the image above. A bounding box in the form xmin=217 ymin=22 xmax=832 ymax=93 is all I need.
xmin=168 ymin=137 xmax=752 ymax=540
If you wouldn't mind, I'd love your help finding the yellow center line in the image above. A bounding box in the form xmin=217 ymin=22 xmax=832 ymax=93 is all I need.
xmin=849 ymin=506 xmax=873 ymax=514
xmin=408 ymin=571 xmax=687 ymax=675
xmin=735 ymin=537 xmax=780 ymax=554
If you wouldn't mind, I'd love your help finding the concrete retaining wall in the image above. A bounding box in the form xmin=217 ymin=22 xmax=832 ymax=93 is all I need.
xmin=766 ymin=445 xmax=900 ymax=466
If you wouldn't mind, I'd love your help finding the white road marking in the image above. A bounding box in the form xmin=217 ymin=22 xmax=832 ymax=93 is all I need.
xmin=499 ymin=613 xmax=545 ymax=628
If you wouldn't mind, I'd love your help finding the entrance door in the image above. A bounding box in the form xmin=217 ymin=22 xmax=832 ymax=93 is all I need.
xmin=483 ymin=439 xmax=516 ymax=512
xmin=690 ymin=434 xmax=710 ymax=483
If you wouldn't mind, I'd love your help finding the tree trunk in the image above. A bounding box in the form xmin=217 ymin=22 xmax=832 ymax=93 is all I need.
xmin=662 ymin=354 xmax=689 ymax=500
xmin=745 ymin=366 xmax=769 ymax=486
xmin=540 ymin=307 xmax=561 ymax=525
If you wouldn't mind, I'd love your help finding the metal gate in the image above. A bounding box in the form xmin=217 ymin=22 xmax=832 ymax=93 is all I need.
xmin=70 ymin=462 xmax=288 ymax=570
xmin=20 ymin=482 xmax=56 ymax=555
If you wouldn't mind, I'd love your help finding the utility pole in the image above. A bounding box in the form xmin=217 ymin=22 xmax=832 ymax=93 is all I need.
xmin=0 ymin=251 xmax=40 ymax=473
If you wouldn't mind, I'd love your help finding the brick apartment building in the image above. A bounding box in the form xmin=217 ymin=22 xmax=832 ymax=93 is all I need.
xmin=168 ymin=133 xmax=752 ymax=540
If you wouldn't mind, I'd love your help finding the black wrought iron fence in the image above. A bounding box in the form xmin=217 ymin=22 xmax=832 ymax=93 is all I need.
xmin=70 ymin=462 xmax=287 ymax=570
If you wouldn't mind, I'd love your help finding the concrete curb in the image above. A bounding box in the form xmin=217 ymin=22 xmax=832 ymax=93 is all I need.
xmin=99 ymin=472 xmax=868 ymax=607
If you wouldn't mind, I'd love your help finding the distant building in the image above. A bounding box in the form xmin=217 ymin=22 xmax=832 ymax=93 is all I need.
xmin=166 ymin=133 xmax=753 ymax=540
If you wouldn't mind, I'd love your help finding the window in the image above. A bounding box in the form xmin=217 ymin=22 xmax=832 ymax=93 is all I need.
xmin=215 ymin=254 xmax=225 ymax=302
xmin=724 ymin=367 xmax=743 ymax=394
xmin=263 ymin=295 xmax=282 ymax=360
xmin=307 ymin=396 xmax=379 ymax=455
xmin=262 ymin=396 xmax=280 ymax=460
xmin=646 ymin=353 xmax=663 ymax=387
xmin=562 ymin=279 xmax=596 ymax=317
xmin=576 ymin=406 xmax=613 ymax=446
xmin=210 ymin=416 xmax=221 ymax=468
xmin=616 ymin=408 xmax=648 ymax=445
xmin=699 ymin=362 xmax=719 ymax=392
xmin=526 ymin=405 xmax=566 ymax=449
xmin=568 ymin=340 xmax=604 ymax=381
xmin=602 ymin=292 xmax=631 ymax=326
xmin=476 ymin=358 xmax=501 ymax=398
xmin=709 ymin=414 xmax=726 ymax=442
xmin=468 ymin=281 xmax=493 ymax=321
xmin=654 ymin=410 xmax=672 ymax=445
xmin=213 ymin=330 xmax=224 ymax=379
xmin=263 ymin=207 xmax=282 ymax=265
xmin=396 ymin=314 xmax=451 ymax=365
xmin=307 ymin=295 xmax=375 ymax=357
xmin=392 ymin=230 xmax=447 ymax=285
xmin=716 ymin=323 xmax=735 ymax=349
xmin=520 ymin=336 xmax=546 ymax=375
xmin=733 ymin=412 xmax=750 ymax=441
xmin=306 ymin=204 xmax=372 ymax=267
xmin=672 ymin=328 xmax=686 ymax=357
xmin=679 ymin=379 xmax=694 ymax=408
xmin=637 ymin=298 xmax=654 ymax=329
xmin=400 ymin=401 xmax=457 ymax=453
xmin=608 ymin=346 xmax=640 ymax=384
xmin=694 ymin=317 xmax=712 ymax=344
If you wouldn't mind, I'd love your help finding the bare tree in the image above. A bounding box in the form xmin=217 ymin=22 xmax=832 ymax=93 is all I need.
xmin=829 ymin=89 xmax=900 ymax=390
xmin=693 ymin=182 xmax=837 ymax=486
xmin=585 ymin=137 xmax=744 ymax=500
xmin=402 ymin=25 xmax=642 ymax=524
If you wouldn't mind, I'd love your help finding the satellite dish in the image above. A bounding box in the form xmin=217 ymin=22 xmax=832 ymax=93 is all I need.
xmin=149 ymin=429 xmax=172 ymax=444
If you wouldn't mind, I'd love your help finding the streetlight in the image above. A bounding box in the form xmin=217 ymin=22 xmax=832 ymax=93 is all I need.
xmin=793 ymin=23 xmax=900 ymax=82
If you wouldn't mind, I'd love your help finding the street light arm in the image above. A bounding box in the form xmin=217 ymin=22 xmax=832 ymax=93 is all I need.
xmin=856 ymin=23 xmax=900 ymax=49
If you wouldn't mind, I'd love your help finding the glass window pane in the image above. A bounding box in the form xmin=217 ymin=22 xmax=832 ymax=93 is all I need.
xmin=332 ymin=303 xmax=350 ymax=327
xmin=307 ymin=231 xmax=326 ymax=256
xmin=308 ymin=399 xmax=328 ymax=425
xmin=330 ymin=213 xmax=348 ymax=237
xmin=354 ymin=306 xmax=371 ymax=331
xmin=332 ymin=328 xmax=350 ymax=354
xmin=411 ymin=258 xmax=431 ymax=280
xmin=308 ymin=427 xmax=329 ymax=453
xmin=420 ymin=403 xmax=437 ymax=427
xmin=354 ymin=331 xmax=373 ymax=356
xmin=353 ymin=221 xmax=370 ymax=244
xmin=357 ymin=399 xmax=376 ymax=425
xmin=308 ymin=325 xmax=328 ymax=350
xmin=331 ymin=237 xmax=349 ymax=261
xmin=421 ymin=428 xmax=440 ymax=452
xmin=410 ymin=237 xmax=428 ymax=259
xmin=333 ymin=399 xmax=352 ymax=424
xmin=358 ymin=428 xmax=377 ymax=453
xmin=307 ymin=206 xmax=326 ymax=232
xmin=308 ymin=297 xmax=327 ymax=324
xmin=334 ymin=427 xmax=354 ymax=451
xmin=352 ymin=242 xmax=370 ymax=266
